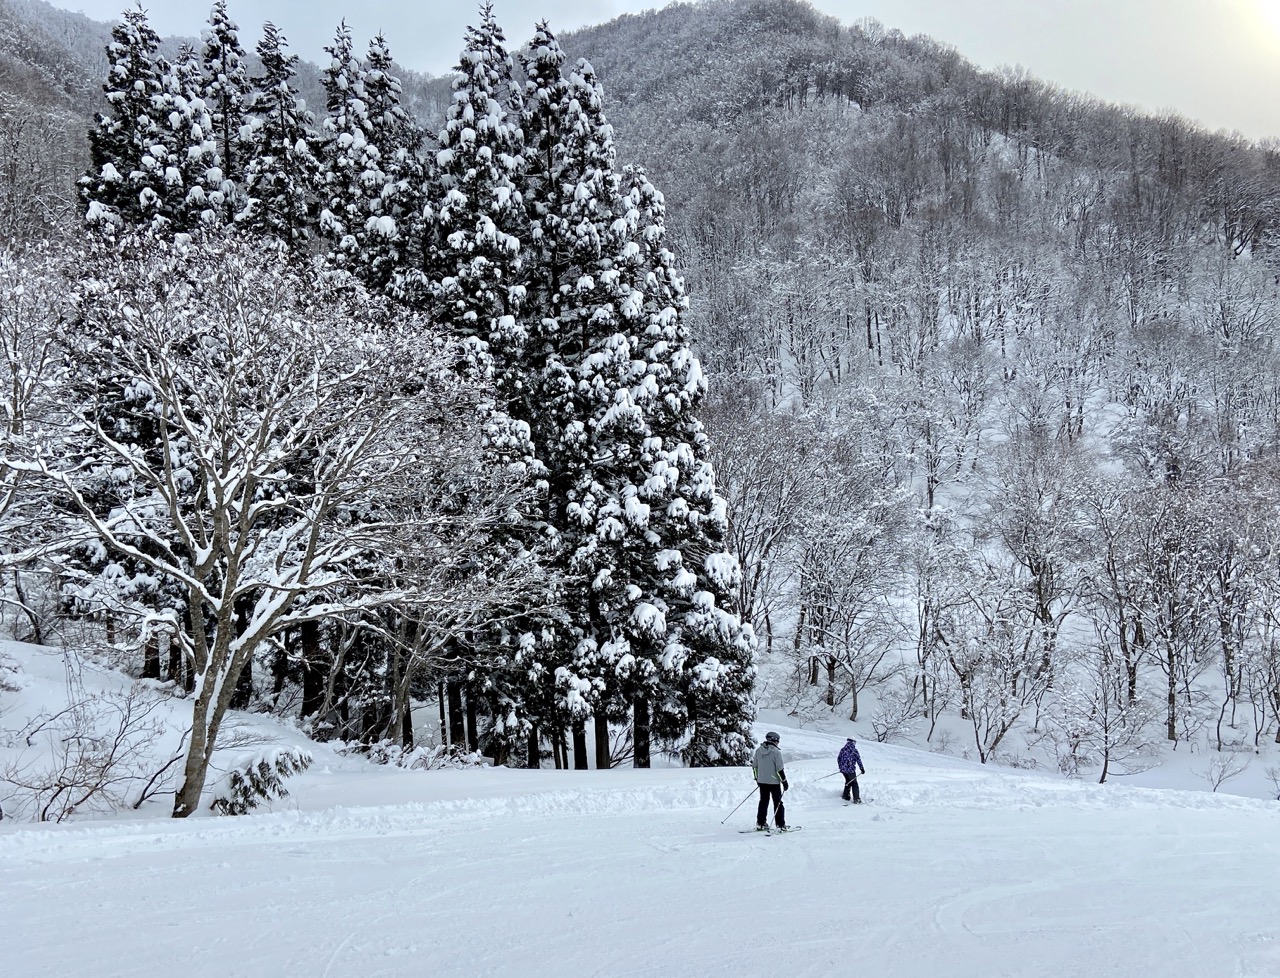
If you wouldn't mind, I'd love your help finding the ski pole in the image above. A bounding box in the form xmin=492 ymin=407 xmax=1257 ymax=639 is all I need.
xmin=720 ymin=787 xmax=757 ymax=824
xmin=815 ymin=771 xmax=841 ymax=782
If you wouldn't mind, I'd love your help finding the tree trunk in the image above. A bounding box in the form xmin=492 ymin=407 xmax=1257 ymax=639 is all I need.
xmin=271 ymin=636 xmax=288 ymax=701
xmin=527 ymin=724 xmax=540 ymax=769
xmin=572 ymin=719 xmax=589 ymax=770
xmin=402 ymin=708 xmax=414 ymax=749
xmin=167 ymin=626 xmax=183 ymax=688
xmin=594 ymin=713 xmax=611 ymax=769
xmin=229 ymin=598 xmax=253 ymax=710
xmin=437 ymin=682 xmax=449 ymax=748
xmin=848 ymin=684 xmax=859 ymax=722
xmin=173 ymin=716 xmax=210 ymax=817
xmin=1126 ymin=619 xmax=1144 ymax=704
xmin=633 ymin=697 xmax=651 ymax=768
xmin=141 ymin=635 xmax=161 ymax=681
xmin=465 ymin=691 xmax=479 ymax=753
xmin=447 ymin=680 xmax=466 ymax=748
xmin=12 ymin=570 xmax=41 ymax=645
xmin=230 ymin=654 xmax=252 ymax=710
xmin=299 ymin=620 xmax=325 ymax=719
xmin=173 ymin=615 xmax=246 ymax=816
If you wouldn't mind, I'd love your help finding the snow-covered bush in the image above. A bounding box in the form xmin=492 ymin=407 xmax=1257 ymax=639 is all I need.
xmin=339 ymin=740 xmax=486 ymax=771
xmin=209 ymin=746 xmax=312 ymax=816
xmin=990 ymin=749 xmax=1038 ymax=770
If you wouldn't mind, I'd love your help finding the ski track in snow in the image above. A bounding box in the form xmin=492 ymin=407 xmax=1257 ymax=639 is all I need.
xmin=2 ymin=736 xmax=1279 ymax=977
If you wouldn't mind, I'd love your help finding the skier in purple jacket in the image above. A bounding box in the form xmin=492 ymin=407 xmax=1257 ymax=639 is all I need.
xmin=837 ymin=737 xmax=865 ymax=803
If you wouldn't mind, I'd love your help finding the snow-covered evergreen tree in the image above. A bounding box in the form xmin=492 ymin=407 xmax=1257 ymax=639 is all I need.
xmin=79 ymin=6 xmax=168 ymax=228
xmin=359 ymin=33 xmax=423 ymax=288
xmin=520 ymin=22 xmax=572 ymax=322
xmin=198 ymin=0 xmax=252 ymax=222
xmin=516 ymin=30 xmax=756 ymax=766
xmin=427 ymin=2 xmax=527 ymax=380
xmin=419 ymin=6 xmax=559 ymax=766
xmin=152 ymin=43 xmax=217 ymax=229
xmin=315 ymin=21 xmax=380 ymax=269
xmin=240 ymin=23 xmax=320 ymax=249
xmin=558 ymin=161 xmax=755 ymax=767
xmin=519 ymin=31 xmax=633 ymax=763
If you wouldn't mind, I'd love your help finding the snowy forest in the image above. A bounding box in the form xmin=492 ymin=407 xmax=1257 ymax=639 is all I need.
xmin=2 ymin=0 xmax=1280 ymax=822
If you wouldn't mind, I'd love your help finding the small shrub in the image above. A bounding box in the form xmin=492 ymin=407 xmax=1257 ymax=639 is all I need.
xmin=0 ymin=650 xmax=21 ymax=693
xmin=1194 ymin=749 xmax=1251 ymax=793
xmin=1 ymin=684 xmax=165 ymax=822
xmin=871 ymin=682 xmax=920 ymax=744
xmin=340 ymin=740 xmax=486 ymax=771
xmin=1265 ymin=764 xmax=1280 ymax=801
xmin=209 ymin=745 xmax=312 ymax=815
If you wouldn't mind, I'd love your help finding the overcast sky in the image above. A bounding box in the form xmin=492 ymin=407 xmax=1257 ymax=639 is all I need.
xmin=60 ymin=0 xmax=1280 ymax=142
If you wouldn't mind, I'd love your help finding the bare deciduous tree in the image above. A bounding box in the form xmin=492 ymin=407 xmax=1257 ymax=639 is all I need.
xmin=26 ymin=233 xmax=529 ymax=816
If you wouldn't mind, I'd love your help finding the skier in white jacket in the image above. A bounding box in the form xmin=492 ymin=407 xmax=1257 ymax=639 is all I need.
xmin=752 ymin=731 xmax=789 ymax=831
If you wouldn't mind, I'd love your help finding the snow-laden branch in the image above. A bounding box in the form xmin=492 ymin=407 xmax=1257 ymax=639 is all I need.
xmin=25 ymin=232 xmax=526 ymax=817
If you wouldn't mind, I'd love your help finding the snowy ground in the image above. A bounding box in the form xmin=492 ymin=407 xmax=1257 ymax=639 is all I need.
xmin=3 ymin=643 xmax=1280 ymax=977
xmin=4 ymin=723 xmax=1280 ymax=977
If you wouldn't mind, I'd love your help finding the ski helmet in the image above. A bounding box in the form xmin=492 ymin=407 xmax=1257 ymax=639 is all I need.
xmin=765 ymin=731 xmax=780 ymax=744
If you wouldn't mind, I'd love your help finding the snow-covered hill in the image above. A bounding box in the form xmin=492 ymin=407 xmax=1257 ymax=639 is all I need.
xmin=3 ymin=689 xmax=1278 ymax=977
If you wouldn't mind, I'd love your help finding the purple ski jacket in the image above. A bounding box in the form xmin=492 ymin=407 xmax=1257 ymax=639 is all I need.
xmin=838 ymin=739 xmax=865 ymax=776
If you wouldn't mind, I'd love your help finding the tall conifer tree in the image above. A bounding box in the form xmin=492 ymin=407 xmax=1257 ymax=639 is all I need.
xmin=610 ymin=164 xmax=756 ymax=765
xmin=429 ymin=2 xmax=528 ymax=378
xmin=357 ymin=33 xmax=423 ymax=288
xmin=517 ymin=31 xmax=756 ymax=766
xmin=424 ymin=5 xmax=550 ymax=766
xmin=80 ymin=5 xmax=168 ymax=228
xmin=153 ymin=43 xmax=217 ymax=229
xmin=241 ymin=23 xmax=320 ymax=249
xmin=199 ymin=0 xmax=252 ymax=221
xmin=316 ymin=21 xmax=380 ymax=268
xmin=520 ymin=32 xmax=637 ymax=764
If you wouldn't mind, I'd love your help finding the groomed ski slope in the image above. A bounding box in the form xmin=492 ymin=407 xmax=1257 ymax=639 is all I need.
xmin=2 ymin=726 xmax=1278 ymax=978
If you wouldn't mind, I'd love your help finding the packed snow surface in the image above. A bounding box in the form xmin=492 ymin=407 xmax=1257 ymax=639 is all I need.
xmin=3 ymin=722 xmax=1278 ymax=978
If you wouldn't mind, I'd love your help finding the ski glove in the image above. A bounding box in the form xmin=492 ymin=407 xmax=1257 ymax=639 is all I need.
xmin=780 ymin=779 xmax=789 ymax=792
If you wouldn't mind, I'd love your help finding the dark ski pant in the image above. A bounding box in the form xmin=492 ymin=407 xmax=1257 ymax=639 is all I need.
xmin=842 ymin=773 xmax=862 ymax=803
xmin=757 ymin=782 xmax=785 ymax=828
